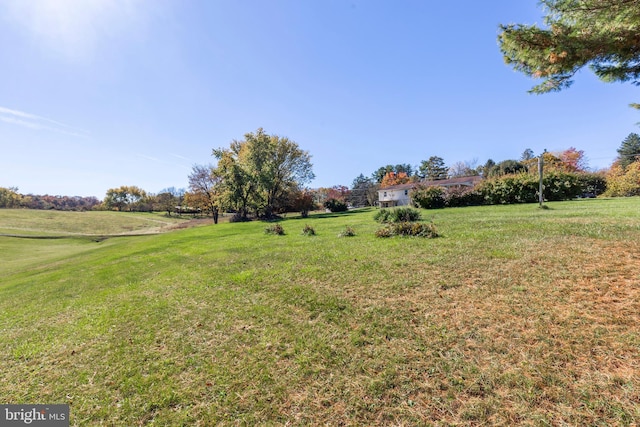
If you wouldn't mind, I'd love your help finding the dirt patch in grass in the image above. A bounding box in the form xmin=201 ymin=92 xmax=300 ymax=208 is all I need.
xmin=168 ymin=217 xmax=216 ymax=229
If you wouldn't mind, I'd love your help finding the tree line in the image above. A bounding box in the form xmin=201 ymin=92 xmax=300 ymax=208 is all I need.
xmin=2 ymin=131 xmax=639 ymax=214
xmin=0 ymin=188 xmax=100 ymax=210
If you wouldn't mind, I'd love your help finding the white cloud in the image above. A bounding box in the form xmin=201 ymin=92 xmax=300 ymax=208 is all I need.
xmin=0 ymin=106 xmax=89 ymax=137
xmin=1 ymin=0 xmax=153 ymax=60
xmin=170 ymin=153 xmax=192 ymax=162
xmin=137 ymin=154 xmax=162 ymax=163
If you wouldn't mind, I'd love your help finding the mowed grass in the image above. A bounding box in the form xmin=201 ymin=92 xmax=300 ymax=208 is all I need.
xmin=0 ymin=209 xmax=188 ymax=236
xmin=0 ymin=199 xmax=639 ymax=425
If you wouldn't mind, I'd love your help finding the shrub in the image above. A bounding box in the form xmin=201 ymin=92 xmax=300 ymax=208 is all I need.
xmin=374 ymin=207 xmax=421 ymax=223
xmin=477 ymin=174 xmax=538 ymax=204
xmin=265 ymin=224 xmax=285 ymax=235
xmin=302 ymin=224 xmax=316 ymax=236
xmin=373 ymin=209 xmax=392 ymax=223
xmin=412 ymin=185 xmax=446 ymax=209
xmin=603 ymin=161 xmax=640 ymax=197
xmin=576 ymin=172 xmax=607 ymax=197
xmin=376 ymin=221 xmax=439 ymax=238
xmin=544 ymin=171 xmax=582 ymax=201
xmin=338 ymin=226 xmax=356 ymax=237
xmin=444 ymin=186 xmax=484 ymax=207
xmin=392 ymin=221 xmax=439 ymax=238
xmin=477 ymin=171 xmax=586 ymax=205
xmin=375 ymin=227 xmax=393 ymax=238
xmin=393 ymin=207 xmax=422 ymax=222
xmin=324 ymin=198 xmax=348 ymax=212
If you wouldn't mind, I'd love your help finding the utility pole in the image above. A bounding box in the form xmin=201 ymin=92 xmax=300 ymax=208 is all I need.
xmin=538 ymin=150 xmax=545 ymax=207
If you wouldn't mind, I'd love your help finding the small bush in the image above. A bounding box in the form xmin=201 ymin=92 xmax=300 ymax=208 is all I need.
xmin=324 ymin=198 xmax=348 ymax=212
xmin=393 ymin=221 xmax=439 ymax=238
xmin=393 ymin=207 xmax=422 ymax=222
xmin=373 ymin=209 xmax=392 ymax=223
xmin=374 ymin=207 xmax=421 ymax=223
xmin=375 ymin=227 xmax=393 ymax=238
xmin=339 ymin=226 xmax=356 ymax=237
xmin=265 ymin=223 xmax=285 ymax=235
xmin=376 ymin=221 xmax=439 ymax=238
xmin=302 ymin=224 xmax=316 ymax=236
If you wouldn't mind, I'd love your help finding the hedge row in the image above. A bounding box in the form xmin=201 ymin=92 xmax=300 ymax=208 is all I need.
xmin=412 ymin=172 xmax=606 ymax=209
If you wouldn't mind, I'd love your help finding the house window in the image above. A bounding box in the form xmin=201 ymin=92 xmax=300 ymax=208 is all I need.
xmin=383 ymin=191 xmax=387 ymax=197
xmin=404 ymin=190 xmax=408 ymax=196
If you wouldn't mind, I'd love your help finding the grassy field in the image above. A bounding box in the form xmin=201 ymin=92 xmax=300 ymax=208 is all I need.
xmin=1 ymin=200 xmax=639 ymax=425
xmin=0 ymin=209 xmax=190 ymax=237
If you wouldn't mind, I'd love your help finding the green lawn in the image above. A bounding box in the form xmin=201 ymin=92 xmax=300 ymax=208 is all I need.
xmin=0 ymin=209 xmax=188 ymax=236
xmin=1 ymin=200 xmax=639 ymax=425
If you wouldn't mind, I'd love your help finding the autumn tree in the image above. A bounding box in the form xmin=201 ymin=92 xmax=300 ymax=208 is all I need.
xmin=314 ymin=185 xmax=351 ymax=210
xmin=155 ymin=187 xmax=184 ymax=216
xmin=499 ymin=0 xmax=640 ymax=102
xmin=325 ymin=185 xmax=350 ymax=202
xmin=372 ymin=164 xmax=413 ymax=183
xmin=559 ymin=147 xmax=588 ymax=172
xmin=604 ymin=160 xmax=640 ymax=196
xmin=419 ymin=156 xmax=448 ymax=180
xmin=103 ymin=185 xmax=147 ymax=211
xmin=290 ymin=188 xmax=317 ymax=218
xmin=188 ymin=164 xmax=222 ymax=223
xmin=213 ymin=128 xmax=314 ymax=219
xmin=380 ymin=171 xmax=411 ymax=188
xmin=542 ymin=151 xmax=566 ymax=172
xmin=617 ymin=132 xmax=640 ymax=168
xmin=213 ymin=144 xmax=254 ymax=220
xmin=0 ymin=187 xmax=22 ymax=208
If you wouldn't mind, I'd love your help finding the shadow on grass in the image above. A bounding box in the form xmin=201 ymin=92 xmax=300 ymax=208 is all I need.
xmin=0 ymin=233 xmax=157 ymax=242
xmin=306 ymin=208 xmax=374 ymax=220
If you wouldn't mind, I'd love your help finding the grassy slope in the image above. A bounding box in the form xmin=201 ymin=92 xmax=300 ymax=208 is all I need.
xmin=0 ymin=200 xmax=639 ymax=425
xmin=0 ymin=209 xmax=187 ymax=236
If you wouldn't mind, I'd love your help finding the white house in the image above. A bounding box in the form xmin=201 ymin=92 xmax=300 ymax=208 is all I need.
xmin=377 ymin=176 xmax=483 ymax=208
xmin=378 ymin=183 xmax=414 ymax=208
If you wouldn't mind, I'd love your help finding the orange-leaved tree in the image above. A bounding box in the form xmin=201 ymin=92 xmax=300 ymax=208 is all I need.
xmin=380 ymin=172 xmax=410 ymax=188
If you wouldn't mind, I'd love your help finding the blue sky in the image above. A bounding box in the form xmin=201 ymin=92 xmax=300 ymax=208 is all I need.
xmin=1 ymin=0 xmax=638 ymax=198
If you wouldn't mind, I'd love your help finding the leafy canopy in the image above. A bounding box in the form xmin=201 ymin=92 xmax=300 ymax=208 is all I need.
xmin=213 ymin=128 xmax=314 ymax=219
xmin=499 ymin=0 xmax=640 ymax=98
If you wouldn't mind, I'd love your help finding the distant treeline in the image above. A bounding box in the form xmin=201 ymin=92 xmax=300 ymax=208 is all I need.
xmin=0 ymin=187 xmax=100 ymax=211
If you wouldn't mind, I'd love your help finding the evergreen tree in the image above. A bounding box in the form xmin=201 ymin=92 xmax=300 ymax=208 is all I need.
xmin=419 ymin=156 xmax=448 ymax=180
xmin=617 ymin=132 xmax=640 ymax=168
xmin=499 ymin=0 xmax=640 ymax=103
